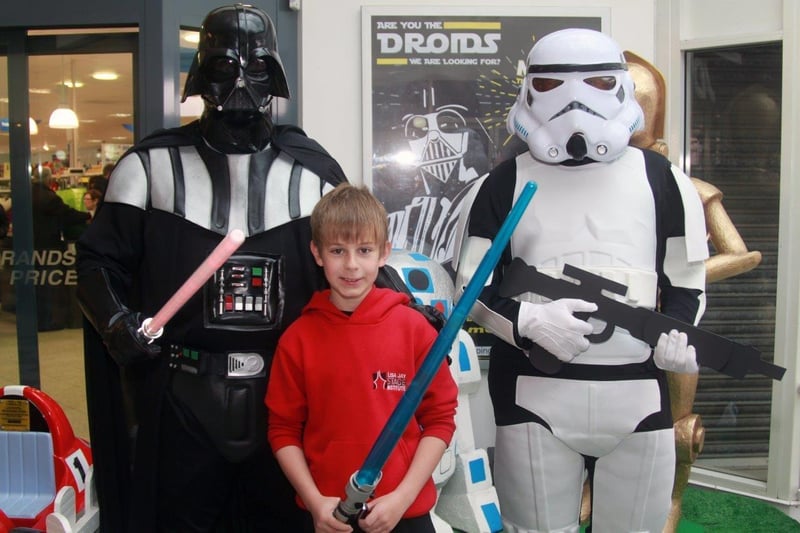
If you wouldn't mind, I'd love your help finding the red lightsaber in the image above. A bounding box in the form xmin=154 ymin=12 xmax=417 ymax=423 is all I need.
xmin=138 ymin=228 xmax=246 ymax=340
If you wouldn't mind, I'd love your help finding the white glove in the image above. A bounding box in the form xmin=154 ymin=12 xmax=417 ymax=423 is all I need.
xmin=654 ymin=329 xmax=699 ymax=373
xmin=518 ymin=299 xmax=598 ymax=362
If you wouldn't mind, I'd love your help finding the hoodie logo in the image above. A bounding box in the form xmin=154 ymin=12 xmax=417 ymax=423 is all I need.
xmin=372 ymin=371 xmax=407 ymax=391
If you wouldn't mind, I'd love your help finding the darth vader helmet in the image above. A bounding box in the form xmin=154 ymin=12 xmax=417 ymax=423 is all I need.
xmin=182 ymin=3 xmax=290 ymax=114
xmin=506 ymin=28 xmax=644 ymax=163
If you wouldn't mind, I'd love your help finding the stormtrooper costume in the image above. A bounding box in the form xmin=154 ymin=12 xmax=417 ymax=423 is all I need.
xmin=76 ymin=5 xmax=345 ymax=531
xmin=454 ymin=30 xmax=708 ymax=532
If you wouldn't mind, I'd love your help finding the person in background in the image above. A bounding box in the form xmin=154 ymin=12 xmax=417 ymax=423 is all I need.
xmin=31 ymin=166 xmax=90 ymax=330
xmin=76 ymin=4 xmax=346 ymax=531
xmin=31 ymin=164 xmax=90 ymax=249
xmin=267 ymin=183 xmax=458 ymax=533
xmin=82 ymin=188 xmax=103 ymax=221
xmin=88 ymin=164 xmax=112 ymax=197
xmin=0 ymin=203 xmax=8 ymax=239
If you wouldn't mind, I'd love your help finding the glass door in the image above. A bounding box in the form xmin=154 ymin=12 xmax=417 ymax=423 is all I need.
xmin=686 ymin=42 xmax=782 ymax=483
xmin=0 ymin=29 xmax=136 ymax=440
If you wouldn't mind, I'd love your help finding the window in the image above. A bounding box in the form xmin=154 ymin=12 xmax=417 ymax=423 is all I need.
xmin=0 ymin=29 xmax=137 ymax=440
xmin=686 ymin=43 xmax=781 ymax=482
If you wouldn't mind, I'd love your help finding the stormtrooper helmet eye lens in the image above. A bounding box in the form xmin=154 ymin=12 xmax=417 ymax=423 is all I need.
xmin=531 ymin=77 xmax=563 ymax=92
xmin=584 ymin=75 xmax=617 ymax=91
xmin=246 ymin=57 xmax=269 ymax=81
xmin=205 ymin=57 xmax=239 ymax=82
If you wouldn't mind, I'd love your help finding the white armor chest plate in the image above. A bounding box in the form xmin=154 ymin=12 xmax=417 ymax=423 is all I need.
xmin=511 ymin=150 xmax=657 ymax=272
xmin=512 ymin=151 xmax=659 ymax=364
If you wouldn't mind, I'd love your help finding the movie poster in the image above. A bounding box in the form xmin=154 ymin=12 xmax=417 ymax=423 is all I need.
xmin=367 ymin=10 xmax=602 ymax=274
xmin=365 ymin=9 xmax=603 ymax=355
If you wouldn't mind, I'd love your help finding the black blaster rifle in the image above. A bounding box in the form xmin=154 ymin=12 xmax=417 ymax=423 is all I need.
xmin=498 ymin=257 xmax=785 ymax=381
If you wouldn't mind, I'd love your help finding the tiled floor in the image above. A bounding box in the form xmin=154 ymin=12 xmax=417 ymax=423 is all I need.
xmin=0 ymin=309 xmax=89 ymax=440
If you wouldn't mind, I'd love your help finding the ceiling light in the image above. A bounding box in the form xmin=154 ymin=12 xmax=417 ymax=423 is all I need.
xmin=49 ymin=106 xmax=79 ymax=129
xmin=92 ymin=71 xmax=119 ymax=81
xmin=0 ymin=117 xmax=37 ymax=134
xmin=62 ymin=80 xmax=84 ymax=88
xmin=49 ymin=56 xmax=79 ymax=129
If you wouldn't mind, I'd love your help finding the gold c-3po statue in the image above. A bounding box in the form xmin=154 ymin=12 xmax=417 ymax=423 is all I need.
xmin=579 ymin=50 xmax=762 ymax=532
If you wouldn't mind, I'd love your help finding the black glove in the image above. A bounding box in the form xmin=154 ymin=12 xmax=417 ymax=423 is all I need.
xmin=77 ymin=268 xmax=161 ymax=368
xmin=408 ymin=301 xmax=446 ymax=332
xmin=376 ymin=265 xmax=447 ymax=331
xmin=103 ymin=310 xmax=161 ymax=367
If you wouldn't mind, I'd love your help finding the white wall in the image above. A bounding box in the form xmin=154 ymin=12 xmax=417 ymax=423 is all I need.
xmin=298 ymin=0 xmax=656 ymax=184
xmin=680 ymin=0 xmax=782 ymax=45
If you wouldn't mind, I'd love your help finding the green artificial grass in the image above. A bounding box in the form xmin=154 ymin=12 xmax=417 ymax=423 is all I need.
xmin=463 ymin=484 xmax=800 ymax=532
xmin=677 ymin=486 xmax=800 ymax=532
xmin=572 ymin=486 xmax=800 ymax=533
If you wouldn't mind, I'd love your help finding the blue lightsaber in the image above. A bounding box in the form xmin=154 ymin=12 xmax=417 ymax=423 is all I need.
xmin=334 ymin=180 xmax=537 ymax=523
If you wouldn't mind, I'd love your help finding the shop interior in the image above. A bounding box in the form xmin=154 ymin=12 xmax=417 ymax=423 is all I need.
xmin=0 ymin=28 xmax=203 ymax=440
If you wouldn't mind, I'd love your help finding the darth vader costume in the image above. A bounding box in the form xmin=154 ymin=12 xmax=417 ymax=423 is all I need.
xmin=77 ymin=5 xmax=345 ymax=531
xmin=455 ymin=29 xmax=708 ymax=532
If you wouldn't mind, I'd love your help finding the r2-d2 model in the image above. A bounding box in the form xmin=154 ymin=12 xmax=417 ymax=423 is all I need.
xmin=385 ymin=249 xmax=502 ymax=533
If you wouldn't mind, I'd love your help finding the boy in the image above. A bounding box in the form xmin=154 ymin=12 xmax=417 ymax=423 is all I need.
xmin=266 ymin=183 xmax=458 ymax=533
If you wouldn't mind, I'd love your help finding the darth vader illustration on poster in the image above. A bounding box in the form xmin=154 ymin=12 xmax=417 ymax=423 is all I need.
xmin=372 ymin=80 xmax=492 ymax=271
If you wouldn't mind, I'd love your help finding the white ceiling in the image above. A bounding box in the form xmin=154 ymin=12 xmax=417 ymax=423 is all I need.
xmin=28 ymin=52 xmax=135 ymax=156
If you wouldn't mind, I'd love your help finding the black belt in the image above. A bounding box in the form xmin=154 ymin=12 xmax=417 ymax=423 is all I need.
xmin=167 ymin=344 xmax=267 ymax=378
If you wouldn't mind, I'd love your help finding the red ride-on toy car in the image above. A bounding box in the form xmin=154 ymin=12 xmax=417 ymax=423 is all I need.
xmin=0 ymin=385 xmax=93 ymax=532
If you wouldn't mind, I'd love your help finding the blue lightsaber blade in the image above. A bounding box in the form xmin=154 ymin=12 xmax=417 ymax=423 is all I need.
xmin=334 ymin=180 xmax=537 ymax=523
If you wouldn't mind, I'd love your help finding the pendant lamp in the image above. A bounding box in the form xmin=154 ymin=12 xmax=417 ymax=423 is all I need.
xmin=49 ymin=56 xmax=79 ymax=129
xmin=49 ymin=107 xmax=78 ymax=129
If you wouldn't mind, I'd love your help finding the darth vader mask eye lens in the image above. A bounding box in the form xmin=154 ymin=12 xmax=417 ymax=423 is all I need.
xmin=532 ymin=77 xmax=563 ymax=92
xmin=584 ymin=75 xmax=617 ymax=90
xmin=205 ymin=57 xmax=239 ymax=83
xmin=246 ymin=57 xmax=269 ymax=81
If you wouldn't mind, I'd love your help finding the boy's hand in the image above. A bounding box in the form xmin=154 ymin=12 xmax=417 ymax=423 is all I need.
xmin=308 ymin=495 xmax=352 ymax=532
xmin=357 ymin=491 xmax=411 ymax=533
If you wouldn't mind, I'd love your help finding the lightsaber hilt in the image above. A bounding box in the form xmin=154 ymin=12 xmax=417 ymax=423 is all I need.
xmin=138 ymin=317 xmax=164 ymax=342
xmin=138 ymin=229 xmax=246 ymax=340
xmin=334 ymin=180 xmax=538 ymax=523
xmin=332 ymin=471 xmax=381 ymax=524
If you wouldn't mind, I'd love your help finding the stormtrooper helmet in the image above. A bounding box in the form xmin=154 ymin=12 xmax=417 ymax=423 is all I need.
xmin=506 ymin=28 xmax=644 ymax=163
xmin=182 ymin=4 xmax=290 ymax=114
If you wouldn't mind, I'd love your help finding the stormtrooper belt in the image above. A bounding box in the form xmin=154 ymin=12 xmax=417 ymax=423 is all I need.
xmin=167 ymin=344 xmax=266 ymax=378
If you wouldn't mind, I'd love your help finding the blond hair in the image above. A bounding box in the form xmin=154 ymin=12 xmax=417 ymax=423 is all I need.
xmin=311 ymin=183 xmax=388 ymax=247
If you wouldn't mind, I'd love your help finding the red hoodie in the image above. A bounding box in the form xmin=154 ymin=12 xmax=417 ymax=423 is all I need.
xmin=266 ymin=287 xmax=458 ymax=517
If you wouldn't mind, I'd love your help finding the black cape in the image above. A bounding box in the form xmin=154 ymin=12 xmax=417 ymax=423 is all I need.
xmin=81 ymin=121 xmax=345 ymax=532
